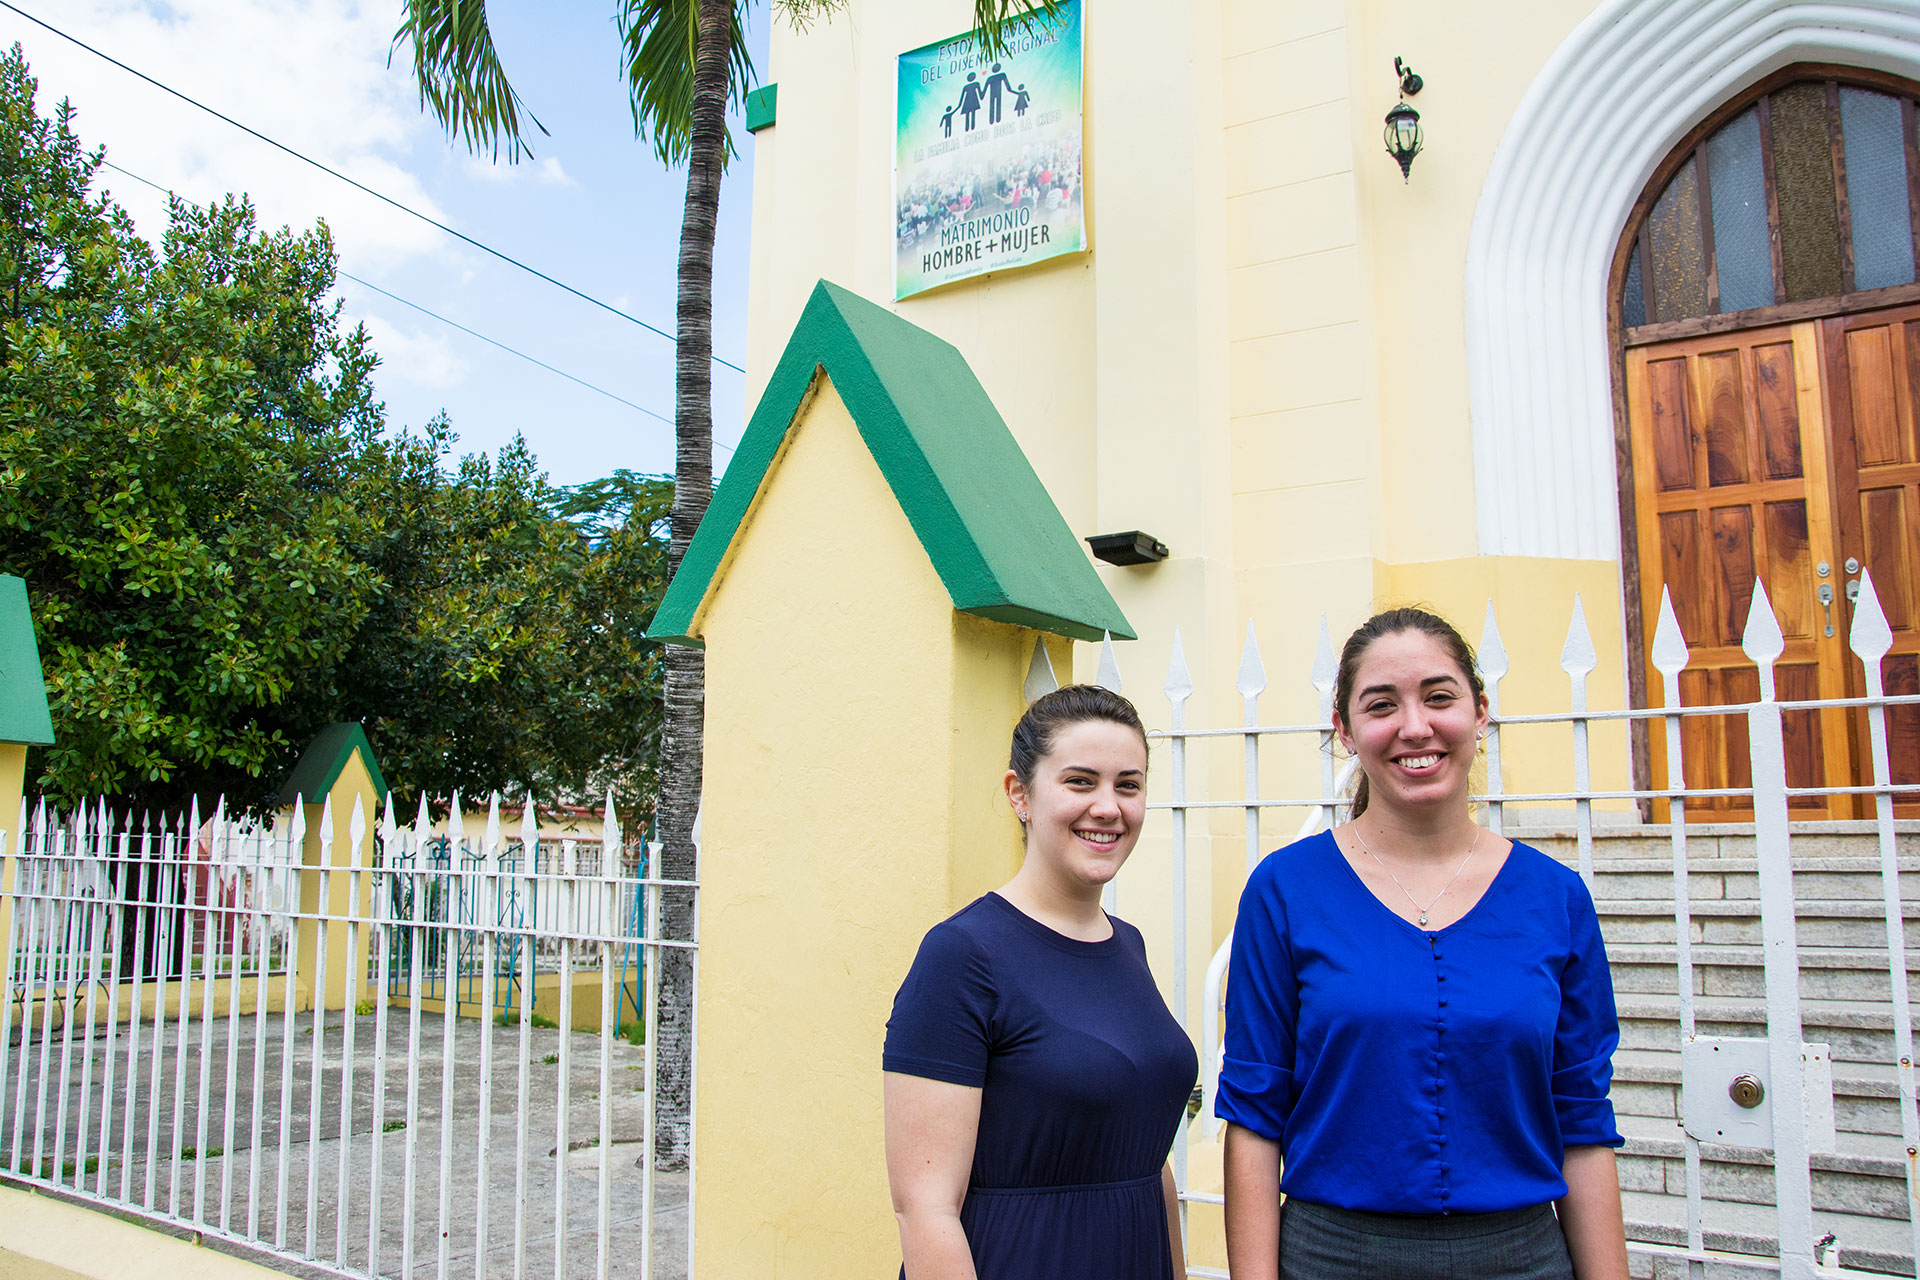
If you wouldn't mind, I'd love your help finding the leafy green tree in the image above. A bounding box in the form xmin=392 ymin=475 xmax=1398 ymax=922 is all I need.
xmin=394 ymin=0 xmax=1060 ymax=1173
xmin=0 ymin=43 xmax=380 ymax=807
xmin=0 ymin=43 xmax=671 ymax=819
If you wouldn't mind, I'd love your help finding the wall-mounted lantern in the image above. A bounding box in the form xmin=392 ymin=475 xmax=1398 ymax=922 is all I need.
xmin=1085 ymin=531 xmax=1169 ymax=566
xmin=1384 ymin=57 xmax=1424 ymax=182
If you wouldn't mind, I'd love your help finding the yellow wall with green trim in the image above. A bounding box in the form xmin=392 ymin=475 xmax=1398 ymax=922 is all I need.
xmin=749 ymin=0 xmax=1623 ymax=804
xmin=0 ymin=743 xmax=28 ymax=999
xmin=690 ymin=373 xmax=1055 ymax=1277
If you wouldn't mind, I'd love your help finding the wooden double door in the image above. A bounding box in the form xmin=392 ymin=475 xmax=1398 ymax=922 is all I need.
xmin=1626 ymin=303 xmax=1920 ymax=818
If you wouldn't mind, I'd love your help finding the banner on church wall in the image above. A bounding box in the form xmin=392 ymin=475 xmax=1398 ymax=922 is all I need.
xmin=893 ymin=1 xmax=1084 ymax=301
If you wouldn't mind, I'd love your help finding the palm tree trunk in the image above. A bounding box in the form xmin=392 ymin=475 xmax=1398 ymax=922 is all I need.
xmin=654 ymin=0 xmax=730 ymax=1175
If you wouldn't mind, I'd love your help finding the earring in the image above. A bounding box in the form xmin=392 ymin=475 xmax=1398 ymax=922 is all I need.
xmin=1016 ymin=810 xmax=1028 ymax=824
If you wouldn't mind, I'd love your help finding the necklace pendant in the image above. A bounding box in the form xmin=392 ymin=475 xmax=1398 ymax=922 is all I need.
xmin=1417 ymin=912 xmax=1429 ymax=926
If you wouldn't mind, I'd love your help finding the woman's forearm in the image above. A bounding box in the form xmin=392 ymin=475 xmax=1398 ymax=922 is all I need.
xmin=1557 ymin=1145 xmax=1629 ymax=1280
xmin=896 ymin=1208 xmax=978 ymax=1280
xmin=1163 ymin=1162 xmax=1186 ymax=1277
xmin=1224 ymin=1124 xmax=1283 ymax=1280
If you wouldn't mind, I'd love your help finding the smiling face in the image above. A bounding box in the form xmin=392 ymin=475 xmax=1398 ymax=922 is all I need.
xmin=1333 ymin=629 xmax=1490 ymax=820
xmin=1004 ymin=718 xmax=1148 ymax=893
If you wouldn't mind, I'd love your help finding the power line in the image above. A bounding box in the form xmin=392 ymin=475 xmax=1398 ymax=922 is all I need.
xmin=98 ymin=158 xmax=738 ymax=461
xmin=338 ymin=271 xmax=669 ymax=425
xmin=0 ymin=0 xmax=748 ymax=375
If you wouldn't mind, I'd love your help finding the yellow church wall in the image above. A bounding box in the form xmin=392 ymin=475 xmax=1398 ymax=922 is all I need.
xmin=1345 ymin=0 xmax=1612 ymax=567
xmin=691 ymin=374 xmax=1041 ymax=1278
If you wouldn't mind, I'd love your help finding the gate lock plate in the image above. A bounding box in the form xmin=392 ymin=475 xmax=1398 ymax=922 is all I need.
xmin=1681 ymin=1038 xmax=1836 ymax=1152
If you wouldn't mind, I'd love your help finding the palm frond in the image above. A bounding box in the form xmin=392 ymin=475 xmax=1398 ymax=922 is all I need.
xmin=392 ymin=0 xmax=548 ymax=163
xmin=616 ymin=0 xmax=755 ymax=169
xmin=970 ymin=0 xmax=1064 ymax=61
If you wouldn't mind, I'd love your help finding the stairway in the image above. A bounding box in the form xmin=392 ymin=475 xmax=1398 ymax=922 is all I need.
xmin=1514 ymin=820 xmax=1920 ymax=1278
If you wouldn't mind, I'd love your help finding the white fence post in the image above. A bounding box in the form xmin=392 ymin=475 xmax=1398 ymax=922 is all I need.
xmin=1561 ymin=596 xmax=1598 ymax=888
xmin=1849 ymin=570 xmax=1920 ymax=1271
xmin=1651 ymin=588 xmax=1706 ymax=1260
xmin=1476 ymin=603 xmax=1509 ymax=836
xmin=1742 ymin=580 xmax=1816 ymax=1280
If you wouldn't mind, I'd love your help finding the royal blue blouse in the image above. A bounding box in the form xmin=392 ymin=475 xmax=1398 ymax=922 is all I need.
xmin=1215 ymin=831 xmax=1623 ymax=1215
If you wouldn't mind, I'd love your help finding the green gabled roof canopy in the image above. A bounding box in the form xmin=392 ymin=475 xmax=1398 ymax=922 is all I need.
xmin=651 ymin=279 xmax=1133 ymax=644
xmin=277 ymin=722 xmax=389 ymax=806
xmin=0 ymin=575 xmax=53 ymax=746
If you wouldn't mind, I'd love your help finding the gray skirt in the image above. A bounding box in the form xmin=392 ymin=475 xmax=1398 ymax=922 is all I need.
xmin=1279 ymin=1200 xmax=1575 ymax=1280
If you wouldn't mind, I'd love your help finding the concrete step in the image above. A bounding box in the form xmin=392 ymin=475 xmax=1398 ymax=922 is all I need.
xmin=1598 ymin=899 xmax=1920 ymax=948
xmin=1608 ymin=944 xmax=1920 ymax=1002
xmin=1621 ymin=1187 xmax=1917 ymax=1276
xmin=1571 ymin=860 xmax=1920 ymax=904
xmin=1617 ymin=994 xmax=1920 ymax=1065
xmin=1508 ymin=820 xmax=1920 ymax=867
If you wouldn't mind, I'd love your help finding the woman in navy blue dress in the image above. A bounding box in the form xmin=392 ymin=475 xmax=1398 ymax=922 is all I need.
xmin=1219 ymin=608 xmax=1629 ymax=1280
xmin=884 ymin=686 xmax=1199 ymax=1280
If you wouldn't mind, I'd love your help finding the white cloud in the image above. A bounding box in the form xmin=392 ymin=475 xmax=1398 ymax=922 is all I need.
xmin=356 ymin=315 xmax=470 ymax=390
xmin=459 ymin=151 xmax=575 ymax=187
xmin=6 ymin=0 xmax=458 ymax=272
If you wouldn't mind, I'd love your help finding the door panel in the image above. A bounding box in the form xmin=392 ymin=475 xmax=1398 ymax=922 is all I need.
xmin=1822 ymin=304 xmax=1920 ymax=802
xmin=1628 ymin=321 xmax=1856 ymax=820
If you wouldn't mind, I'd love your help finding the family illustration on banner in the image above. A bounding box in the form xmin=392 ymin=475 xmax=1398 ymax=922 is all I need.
xmin=937 ymin=64 xmax=1033 ymax=136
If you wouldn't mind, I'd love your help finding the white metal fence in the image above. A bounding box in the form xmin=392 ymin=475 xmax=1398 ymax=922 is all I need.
xmin=1062 ymin=572 xmax=1920 ymax=1279
xmin=0 ymin=790 xmax=696 ymax=1280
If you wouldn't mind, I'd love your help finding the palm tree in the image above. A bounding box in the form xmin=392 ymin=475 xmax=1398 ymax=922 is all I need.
xmin=394 ymin=0 xmax=1058 ymax=1171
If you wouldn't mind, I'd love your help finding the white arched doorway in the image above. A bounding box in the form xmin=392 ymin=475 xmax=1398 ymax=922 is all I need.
xmin=1464 ymin=0 xmax=1920 ymax=561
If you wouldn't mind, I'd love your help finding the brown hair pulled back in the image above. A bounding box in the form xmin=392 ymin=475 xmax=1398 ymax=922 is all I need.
xmin=1009 ymin=684 xmax=1148 ymax=788
xmin=1332 ymin=607 xmax=1485 ymax=818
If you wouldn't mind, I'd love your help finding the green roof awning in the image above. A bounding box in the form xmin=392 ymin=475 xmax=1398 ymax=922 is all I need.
xmin=277 ymin=722 xmax=388 ymax=806
xmin=651 ymin=279 xmax=1132 ymax=644
xmin=0 ymin=575 xmax=53 ymax=746
xmin=745 ymin=84 xmax=777 ymax=133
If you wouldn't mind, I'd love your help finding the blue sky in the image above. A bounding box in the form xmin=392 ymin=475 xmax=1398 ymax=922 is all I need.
xmin=0 ymin=0 xmax=773 ymax=488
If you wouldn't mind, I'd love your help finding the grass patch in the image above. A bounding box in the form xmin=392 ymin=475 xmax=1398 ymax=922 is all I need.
xmin=542 ymin=1053 xmax=559 ymax=1066
xmin=495 ymin=1010 xmax=561 ymax=1030
xmin=382 ymin=1120 xmax=406 ymax=1133
xmin=179 ymin=1147 xmax=222 ymax=1160
xmin=354 ymin=999 xmax=375 ymax=1016
xmin=59 ymin=1156 xmax=99 ymax=1177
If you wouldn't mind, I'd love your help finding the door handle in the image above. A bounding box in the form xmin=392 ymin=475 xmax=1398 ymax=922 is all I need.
xmin=1819 ymin=582 xmax=1835 ymax=636
xmin=1847 ymin=578 xmax=1862 ymax=603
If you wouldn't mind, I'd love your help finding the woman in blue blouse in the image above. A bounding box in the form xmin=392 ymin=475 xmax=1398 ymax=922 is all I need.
xmin=1218 ymin=608 xmax=1628 ymax=1280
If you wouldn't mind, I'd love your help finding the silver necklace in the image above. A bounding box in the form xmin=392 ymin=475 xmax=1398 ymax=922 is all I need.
xmin=1349 ymin=824 xmax=1480 ymax=928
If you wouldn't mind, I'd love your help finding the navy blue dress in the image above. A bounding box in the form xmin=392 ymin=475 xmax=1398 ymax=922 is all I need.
xmin=885 ymin=892 xmax=1199 ymax=1280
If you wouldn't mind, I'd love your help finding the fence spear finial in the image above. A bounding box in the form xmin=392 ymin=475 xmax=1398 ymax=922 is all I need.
xmin=519 ymin=791 xmax=539 ymax=866
xmin=1311 ymin=615 xmax=1338 ymax=721
xmin=1024 ymin=637 xmax=1059 ymax=703
xmin=1741 ymin=577 xmax=1785 ymax=702
xmin=484 ymin=792 xmax=503 ymax=860
xmin=601 ymin=788 xmax=621 ymax=859
xmin=1849 ymin=569 xmax=1893 ymax=663
xmin=1236 ymin=620 xmax=1267 ymax=700
xmin=1165 ymin=629 xmax=1193 ymax=704
xmin=1476 ymin=600 xmax=1510 ymax=682
xmin=1095 ymin=632 xmax=1123 ymax=693
xmin=349 ymin=794 xmax=368 ymax=870
xmin=1560 ymin=594 xmax=1597 ymax=678
xmin=1651 ymin=586 xmax=1691 ymax=676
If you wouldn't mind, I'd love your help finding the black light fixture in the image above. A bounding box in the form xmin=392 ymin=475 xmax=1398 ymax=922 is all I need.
xmin=1384 ymin=57 xmax=1423 ymax=182
xmin=1085 ymin=531 xmax=1169 ymax=566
